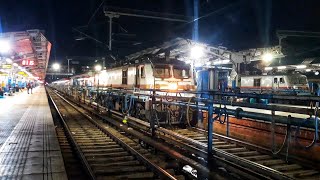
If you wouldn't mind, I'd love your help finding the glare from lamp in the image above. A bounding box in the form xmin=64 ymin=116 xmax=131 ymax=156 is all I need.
xmin=277 ymin=66 xmax=286 ymax=70
xmin=315 ymin=71 xmax=319 ymax=76
xmin=190 ymin=46 xmax=204 ymax=59
xmin=95 ymin=64 xmax=102 ymax=72
xmin=296 ymin=65 xmax=307 ymax=69
xmin=185 ymin=60 xmax=192 ymax=64
xmin=262 ymin=53 xmax=273 ymax=62
xmin=168 ymin=83 xmax=178 ymax=90
xmin=0 ymin=40 xmax=11 ymax=54
xmin=53 ymin=63 xmax=60 ymax=70
xmin=5 ymin=58 xmax=12 ymax=63
xmin=306 ymin=69 xmax=311 ymax=72
xmin=264 ymin=67 xmax=273 ymax=71
xmin=13 ymin=63 xmax=18 ymax=67
xmin=194 ymin=62 xmax=202 ymax=67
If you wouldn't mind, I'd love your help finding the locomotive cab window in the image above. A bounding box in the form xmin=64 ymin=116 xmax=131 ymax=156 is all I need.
xmin=280 ymin=77 xmax=285 ymax=84
xmin=253 ymin=78 xmax=261 ymax=87
xmin=273 ymin=78 xmax=278 ymax=83
xmin=122 ymin=69 xmax=128 ymax=85
xmin=173 ymin=66 xmax=190 ymax=79
xmin=153 ymin=65 xmax=170 ymax=78
xmin=141 ymin=66 xmax=145 ymax=78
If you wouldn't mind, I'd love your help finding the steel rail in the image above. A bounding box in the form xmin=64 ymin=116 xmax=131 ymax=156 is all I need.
xmin=52 ymin=90 xmax=220 ymax=179
xmin=47 ymin=91 xmax=96 ymax=180
xmin=50 ymin=89 xmax=178 ymax=180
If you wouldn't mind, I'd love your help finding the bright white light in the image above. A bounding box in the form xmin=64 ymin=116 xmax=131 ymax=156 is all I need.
xmin=264 ymin=67 xmax=273 ymax=71
xmin=277 ymin=66 xmax=286 ymax=70
xmin=213 ymin=59 xmax=230 ymax=65
xmin=206 ymin=62 xmax=211 ymax=66
xmin=185 ymin=60 xmax=192 ymax=64
xmin=53 ymin=63 xmax=60 ymax=70
xmin=306 ymin=69 xmax=311 ymax=72
xmin=194 ymin=62 xmax=202 ymax=67
xmin=13 ymin=63 xmax=18 ymax=67
xmin=190 ymin=46 xmax=204 ymax=59
xmin=95 ymin=64 xmax=102 ymax=72
xmin=0 ymin=40 xmax=11 ymax=54
xmin=168 ymin=83 xmax=178 ymax=90
xmin=222 ymin=59 xmax=230 ymax=63
xmin=262 ymin=53 xmax=273 ymax=62
xmin=296 ymin=65 xmax=307 ymax=69
xmin=315 ymin=71 xmax=319 ymax=75
xmin=5 ymin=58 xmax=12 ymax=63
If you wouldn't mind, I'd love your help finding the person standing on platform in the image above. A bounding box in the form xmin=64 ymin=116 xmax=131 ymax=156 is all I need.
xmin=30 ymin=82 xmax=33 ymax=94
xmin=27 ymin=82 xmax=31 ymax=94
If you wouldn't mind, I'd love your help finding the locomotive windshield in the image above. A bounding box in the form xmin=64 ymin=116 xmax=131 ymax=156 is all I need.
xmin=153 ymin=65 xmax=171 ymax=78
xmin=173 ymin=66 xmax=190 ymax=79
xmin=288 ymin=75 xmax=307 ymax=85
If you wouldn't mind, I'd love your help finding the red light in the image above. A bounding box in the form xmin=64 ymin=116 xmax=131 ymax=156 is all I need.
xmin=21 ymin=60 xmax=35 ymax=66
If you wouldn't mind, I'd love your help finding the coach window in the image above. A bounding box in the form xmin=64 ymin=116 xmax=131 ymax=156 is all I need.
xmin=141 ymin=66 xmax=145 ymax=78
xmin=254 ymin=78 xmax=261 ymax=87
xmin=273 ymin=78 xmax=278 ymax=83
xmin=280 ymin=77 xmax=285 ymax=84
xmin=122 ymin=69 xmax=128 ymax=85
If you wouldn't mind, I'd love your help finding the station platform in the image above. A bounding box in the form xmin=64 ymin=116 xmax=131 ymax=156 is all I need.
xmin=0 ymin=86 xmax=67 ymax=179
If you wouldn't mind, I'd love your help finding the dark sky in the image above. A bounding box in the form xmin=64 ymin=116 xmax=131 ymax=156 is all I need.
xmin=0 ymin=0 xmax=319 ymax=64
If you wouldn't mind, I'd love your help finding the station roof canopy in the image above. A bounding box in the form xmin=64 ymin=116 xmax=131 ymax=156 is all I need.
xmin=0 ymin=29 xmax=51 ymax=80
xmin=125 ymin=38 xmax=285 ymax=67
xmin=125 ymin=38 xmax=240 ymax=65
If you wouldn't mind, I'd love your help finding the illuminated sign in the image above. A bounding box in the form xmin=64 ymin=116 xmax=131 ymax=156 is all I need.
xmin=1 ymin=64 xmax=12 ymax=69
xmin=18 ymin=71 xmax=28 ymax=77
xmin=21 ymin=60 xmax=35 ymax=66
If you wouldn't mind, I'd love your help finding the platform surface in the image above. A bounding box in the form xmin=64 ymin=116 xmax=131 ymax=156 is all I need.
xmin=0 ymin=86 xmax=67 ymax=179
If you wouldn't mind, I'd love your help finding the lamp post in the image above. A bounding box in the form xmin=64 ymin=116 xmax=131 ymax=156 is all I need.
xmin=95 ymin=64 xmax=102 ymax=111
xmin=52 ymin=63 xmax=60 ymax=81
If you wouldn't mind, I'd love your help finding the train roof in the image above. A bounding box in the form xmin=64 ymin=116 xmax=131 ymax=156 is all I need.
xmin=241 ymin=73 xmax=306 ymax=77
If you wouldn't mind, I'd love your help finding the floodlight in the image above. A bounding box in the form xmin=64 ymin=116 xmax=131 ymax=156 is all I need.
xmin=262 ymin=53 xmax=273 ymax=62
xmin=53 ymin=63 xmax=60 ymax=70
xmin=264 ymin=67 xmax=273 ymax=71
xmin=296 ymin=65 xmax=306 ymax=69
xmin=5 ymin=58 xmax=12 ymax=63
xmin=190 ymin=46 xmax=204 ymax=59
xmin=194 ymin=62 xmax=202 ymax=67
xmin=0 ymin=40 xmax=11 ymax=54
xmin=95 ymin=64 xmax=102 ymax=72
xmin=277 ymin=66 xmax=286 ymax=70
xmin=315 ymin=71 xmax=319 ymax=75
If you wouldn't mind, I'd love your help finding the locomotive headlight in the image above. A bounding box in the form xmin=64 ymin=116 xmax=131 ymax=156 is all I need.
xmin=168 ymin=83 xmax=178 ymax=90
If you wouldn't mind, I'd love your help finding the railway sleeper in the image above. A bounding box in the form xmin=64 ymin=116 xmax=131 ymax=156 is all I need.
xmin=87 ymin=156 xmax=135 ymax=163
xmin=98 ymin=172 xmax=155 ymax=180
xmin=93 ymin=165 xmax=148 ymax=174
xmin=214 ymin=144 xmax=238 ymax=149
xmin=84 ymin=151 xmax=129 ymax=158
xmin=255 ymin=159 xmax=285 ymax=166
xmin=231 ymin=150 xmax=260 ymax=156
xmin=284 ymin=169 xmax=319 ymax=178
xmin=91 ymin=160 xmax=141 ymax=168
xmin=81 ymin=147 xmax=124 ymax=153
xmin=79 ymin=144 xmax=120 ymax=149
xmin=270 ymin=164 xmax=302 ymax=171
xmin=244 ymin=155 xmax=272 ymax=161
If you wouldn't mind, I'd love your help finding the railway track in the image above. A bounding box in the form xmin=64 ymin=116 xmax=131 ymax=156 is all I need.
xmin=49 ymin=98 xmax=89 ymax=180
xmin=165 ymin=128 xmax=320 ymax=179
xmin=48 ymin=89 xmax=186 ymax=180
xmin=49 ymin=88 xmax=320 ymax=180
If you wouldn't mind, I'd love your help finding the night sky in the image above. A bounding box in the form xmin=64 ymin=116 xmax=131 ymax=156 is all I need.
xmin=0 ymin=0 xmax=319 ymax=65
